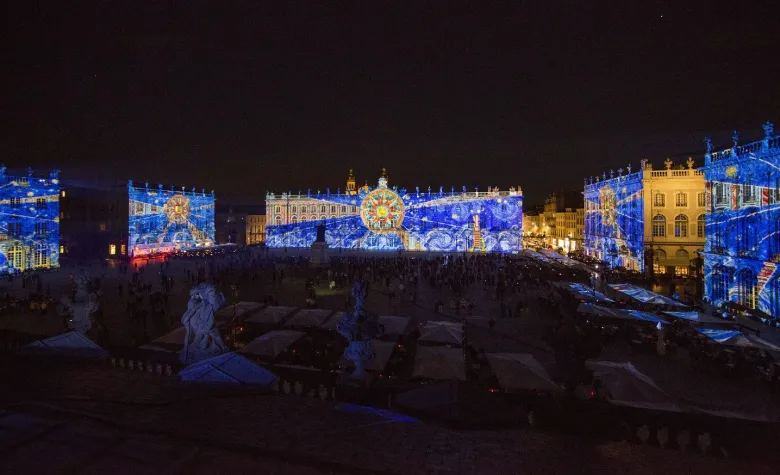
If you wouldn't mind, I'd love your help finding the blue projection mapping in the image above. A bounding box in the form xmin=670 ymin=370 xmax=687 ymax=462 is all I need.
xmin=266 ymin=177 xmax=523 ymax=253
xmin=702 ymin=124 xmax=780 ymax=319
xmin=584 ymin=171 xmax=644 ymax=271
xmin=0 ymin=168 xmax=60 ymax=273
xmin=128 ymin=182 xmax=215 ymax=257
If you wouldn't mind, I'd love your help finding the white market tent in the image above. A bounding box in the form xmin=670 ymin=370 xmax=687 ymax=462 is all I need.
xmin=238 ymin=330 xmax=306 ymax=359
xmin=378 ymin=315 xmax=412 ymax=339
xmin=215 ymin=301 xmax=264 ymax=320
xmin=20 ymin=331 xmax=108 ymax=359
xmin=576 ymin=303 xmax=668 ymax=324
xmin=139 ymin=321 xmax=227 ymax=353
xmin=180 ymin=352 xmax=278 ymax=386
xmin=487 ymin=353 xmax=560 ymax=393
xmin=243 ymin=306 xmax=298 ymax=325
xmin=695 ymin=328 xmax=780 ymax=352
xmin=284 ymin=309 xmax=334 ymax=329
xmin=412 ymin=346 xmax=466 ymax=381
xmin=321 ymin=311 xmax=346 ymax=332
xmin=661 ymin=310 xmax=731 ymax=326
xmin=338 ymin=340 xmax=397 ymax=372
xmin=609 ymin=283 xmax=688 ymax=308
xmin=586 ymin=360 xmax=682 ymax=412
xmin=556 ymin=282 xmax=614 ymax=303
xmin=418 ymin=321 xmax=464 ymax=346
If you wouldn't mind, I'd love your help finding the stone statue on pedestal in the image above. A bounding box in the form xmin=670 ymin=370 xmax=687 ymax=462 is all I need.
xmin=337 ymin=281 xmax=385 ymax=381
xmin=180 ymin=283 xmax=228 ymax=364
xmin=310 ymin=222 xmax=330 ymax=267
xmin=59 ymin=272 xmax=99 ymax=334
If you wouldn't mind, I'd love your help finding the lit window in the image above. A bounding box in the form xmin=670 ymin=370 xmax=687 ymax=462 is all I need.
xmin=275 ymin=206 xmax=280 ymax=214
xmin=109 ymin=244 xmax=116 ymax=256
xmin=99 ymin=223 xmax=107 ymax=231
xmin=675 ymin=192 xmax=688 ymax=207
xmin=697 ymin=214 xmax=705 ymax=238
xmin=654 ymin=193 xmax=665 ymax=207
xmin=675 ymin=266 xmax=689 ymax=276
xmin=653 ymin=262 xmax=665 ymax=275
xmin=697 ymin=192 xmax=706 ymax=207
xmin=674 ymin=214 xmax=688 ymax=237
xmin=120 ymin=244 xmax=126 ymax=255
xmin=291 ymin=206 xmax=297 ymax=213
xmin=652 ymin=215 xmax=666 ymax=237
xmin=61 ymin=190 xmax=66 ymax=198
xmin=59 ymin=245 xmax=65 ymax=254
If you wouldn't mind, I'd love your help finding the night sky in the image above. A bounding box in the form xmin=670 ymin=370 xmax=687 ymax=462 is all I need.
xmin=3 ymin=2 xmax=779 ymax=207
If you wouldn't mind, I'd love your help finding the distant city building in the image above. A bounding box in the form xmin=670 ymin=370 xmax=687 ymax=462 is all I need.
xmin=59 ymin=180 xmax=128 ymax=261
xmin=0 ymin=167 xmax=60 ymax=273
xmin=265 ymin=169 xmax=523 ymax=252
xmin=583 ymin=158 xmax=705 ymax=273
xmin=246 ymin=214 xmax=266 ymax=245
xmin=529 ymin=191 xmax=584 ymax=254
xmin=701 ymin=123 xmax=780 ymax=317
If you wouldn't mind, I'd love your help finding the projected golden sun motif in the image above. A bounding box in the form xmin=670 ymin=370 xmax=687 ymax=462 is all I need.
xmin=164 ymin=195 xmax=191 ymax=224
xmin=361 ymin=188 xmax=405 ymax=234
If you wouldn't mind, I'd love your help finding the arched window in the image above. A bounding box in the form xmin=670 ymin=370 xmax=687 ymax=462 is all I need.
xmin=654 ymin=248 xmax=667 ymax=260
xmin=310 ymin=215 xmax=316 ymax=222
xmin=300 ymin=215 xmax=306 ymax=223
xmin=697 ymin=214 xmax=705 ymax=238
xmin=330 ymin=205 xmax=336 ymax=213
xmin=320 ymin=215 xmax=326 ymax=221
xmin=675 ymin=249 xmax=689 ymax=259
xmin=34 ymin=243 xmax=49 ymax=267
xmin=654 ymin=193 xmax=665 ymax=207
xmin=8 ymin=245 xmax=24 ymax=271
xmin=652 ymin=215 xmax=666 ymax=237
xmin=674 ymin=214 xmax=688 ymax=237
xmin=291 ymin=216 xmax=297 ymax=225
xmin=738 ymin=268 xmax=757 ymax=309
xmin=321 ymin=205 xmax=326 ymax=213
xmin=275 ymin=216 xmax=282 ymax=226
xmin=675 ymin=192 xmax=688 ymax=207
xmin=301 ymin=205 xmax=307 ymax=213
xmin=291 ymin=206 xmax=297 ymax=214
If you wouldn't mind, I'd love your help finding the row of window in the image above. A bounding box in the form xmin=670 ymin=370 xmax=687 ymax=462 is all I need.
xmin=8 ymin=197 xmax=49 ymax=209
xmin=712 ymin=183 xmax=767 ymax=208
xmin=652 ymin=192 xmax=706 ymax=208
xmin=651 ymin=214 xmax=705 ymax=238
xmin=273 ymin=205 xmax=356 ymax=214
xmin=3 ymin=221 xmax=51 ymax=236
xmin=274 ymin=215 xmax=331 ymax=225
xmin=4 ymin=244 xmax=51 ymax=270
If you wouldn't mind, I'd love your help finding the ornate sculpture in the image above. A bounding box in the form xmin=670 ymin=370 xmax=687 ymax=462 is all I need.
xmin=764 ymin=121 xmax=775 ymax=139
xmin=704 ymin=136 xmax=713 ymax=153
xmin=627 ymin=164 xmax=632 ymax=174
xmin=664 ymin=158 xmax=673 ymax=169
xmin=180 ymin=283 xmax=228 ymax=364
xmin=732 ymin=130 xmax=740 ymax=148
xmin=617 ymin=168 xmax=623 ymax=177
xmin=687 ymin=157 xmax=695 ymax=169
xmin=59 ymin=272 xmax=99 ymax=334
xmin=602 ymin=172 xmax=606 ymax=181
xmin=337 ymin=281 xmax=385 ymax=381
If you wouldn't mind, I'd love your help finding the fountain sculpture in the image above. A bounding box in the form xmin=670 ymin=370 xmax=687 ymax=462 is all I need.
xmin=337 ymin=281 xmax=385 ymax=381
xmin=180 ymin=283 xmax=228 ymax=364
xmin=59 ymin=272 xmax=99 ymax=334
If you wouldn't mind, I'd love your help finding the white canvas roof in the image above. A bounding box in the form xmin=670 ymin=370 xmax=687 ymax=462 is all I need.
xmin=418 ymin=321 xmax=463 ymax=346
xmin=238 ymin=330 xmax=305 ymax=359
xmin=244 ymin=306 xmax=298 ymax=325
xmin=338 ymin=340 xmax=396 ymax=372
xmin=20 ymin=331 xmax=108 ymax=359
xmin=487 ymin=353 xmax=560 ymax=392
xmin=180 ymin=352 xmax=278 ymax=386
xmin=586 ymin=361 xmax=671 ymax=405
xmin=284 ymin=309 xmax=334 ymax=328
xmin=412 ymin=346 xmax=466 ymax=381
xmin=609 ymin=283 xmax=688 ymax=308
xmin=378 ymin=315 xmax=412 ymax=339
xmin=321 ymin=311 xmax=346 ymax=331
xmin=139 ymin=321 xmax=227 ymax=353
xmin=215 ymin=301 xmax=264 ymax=320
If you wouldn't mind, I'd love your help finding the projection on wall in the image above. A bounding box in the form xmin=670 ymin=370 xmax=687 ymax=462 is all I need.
xmin=128 ymin=182 xmax=215 ymax=257
xmin=266 ymin=179 xmax=523 ymax=253
xmin=584 ymin=173 xmax=644 ymax=271
xmin=0 ymin=168 xmax=60 ymax=273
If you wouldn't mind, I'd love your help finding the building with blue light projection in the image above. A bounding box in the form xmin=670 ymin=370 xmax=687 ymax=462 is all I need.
xmin=584 ymin=167 xmax=645 ymax=271
xmin=701 ymin=122 xmax=780 ymax=319
xmin=265 ymin=169 xmax=523 ymax=253
xmin=0 ymin=167 xmax=60 ymax=273
xmin=128 ymin=182 xmax=215 ymax=257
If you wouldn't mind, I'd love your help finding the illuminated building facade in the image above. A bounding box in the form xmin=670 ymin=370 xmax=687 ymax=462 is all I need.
xmin=584 ymin=167 xmax=645 ymax=271
xmin=266 ymin=170 xmax=523 ymax=252
xmin=0 ymin=168 xmax=60 ymax=273
xmin=246 ymin=214 xmax=266 ymax=245
xmin=702 ymin=123 xmax=780 ymax=318
xmin=128 ymin=182 xmax=215 ymax=257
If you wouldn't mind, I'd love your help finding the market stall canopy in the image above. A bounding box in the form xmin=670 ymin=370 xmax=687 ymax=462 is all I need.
xmin=412 ymin=346 xmax=466 ymax=381
xmin=180 ymin=352 xmax=278 ymax=386
xmin=418 ymin=321 xmax=464 ymax=346
xmin=338 ymin=340 xmax=396 ymax=372
xmin=695 ymin=328 xmax=780 ymax=351
xmin=556 ymin=282 xmax=614 ymax=303
xmin=139 ymin=321 xmax=227 ymax=353
xmin=661 ymin=310 xmax=731 ymax=326
xmin=238 ymin=330 xmax=305 ymax=359
xmin=243 ymin=306 xmax=298 ymax=325
xmin=378 ymin=316 xmax=412 ymax=339
xmin=19 ymin=331 xmax=108 ymax=359
xmin=522 ymin=249 xmax=557 ymax=265
xmin=215 ymin=301 xmax=264 ymax=320
xmin=284 ymin=309 xmax=334 ymax=329
xmin=321 ymin=311 xmax=346 ymax=332
xmin=609 ymin=284 xmax=688 ymax=308
xmin=586 ymin=361 xmax=681 ymax=411
xmin=576 ymin=303 xmax=669 ymax=324
xmin=486 ymin=353 xmax=560 ymax=392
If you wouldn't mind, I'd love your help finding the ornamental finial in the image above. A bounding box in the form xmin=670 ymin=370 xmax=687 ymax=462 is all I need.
xmin=617 ymin=168 xmax=623 ymax=177
xmin=609 ymin=169 xmax=614 ymax=179
xmin=602 ymin=172 xmax=606 ymax=181
xmin=764 ymin=121 xmax=774 ymax=139
xmin=664 ymin=158 xmax=673 ymax=170
xmin=732 ymin=130 xmax=740 ymax=148
xmin=704 ymin=136 xmax=713 ymax=153
xmin=686 ymin=157 xmax=694 ymax=169
xmin=627 ymin=164 xmax=632 ymax=174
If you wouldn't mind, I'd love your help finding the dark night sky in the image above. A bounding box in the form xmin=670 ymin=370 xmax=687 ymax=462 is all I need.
xmin=2 ymin=2 xmax=779 ymax=207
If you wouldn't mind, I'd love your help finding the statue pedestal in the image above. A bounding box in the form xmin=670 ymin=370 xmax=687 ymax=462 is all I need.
xmin=310 ymin=242 xmax=330 ymax=268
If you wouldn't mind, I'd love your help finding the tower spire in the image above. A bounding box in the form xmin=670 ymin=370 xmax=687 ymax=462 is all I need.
xmin=346 ymin=168 xmax=356 ymax=195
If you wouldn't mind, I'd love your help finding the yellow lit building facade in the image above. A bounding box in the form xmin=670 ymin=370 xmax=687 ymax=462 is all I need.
xmin=246 ymin=214 xmax=266 ymax=245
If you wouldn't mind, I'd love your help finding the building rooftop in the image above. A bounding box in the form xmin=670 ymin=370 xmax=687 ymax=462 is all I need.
xmin=1 ymin=358 xmax=777 ymax=474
